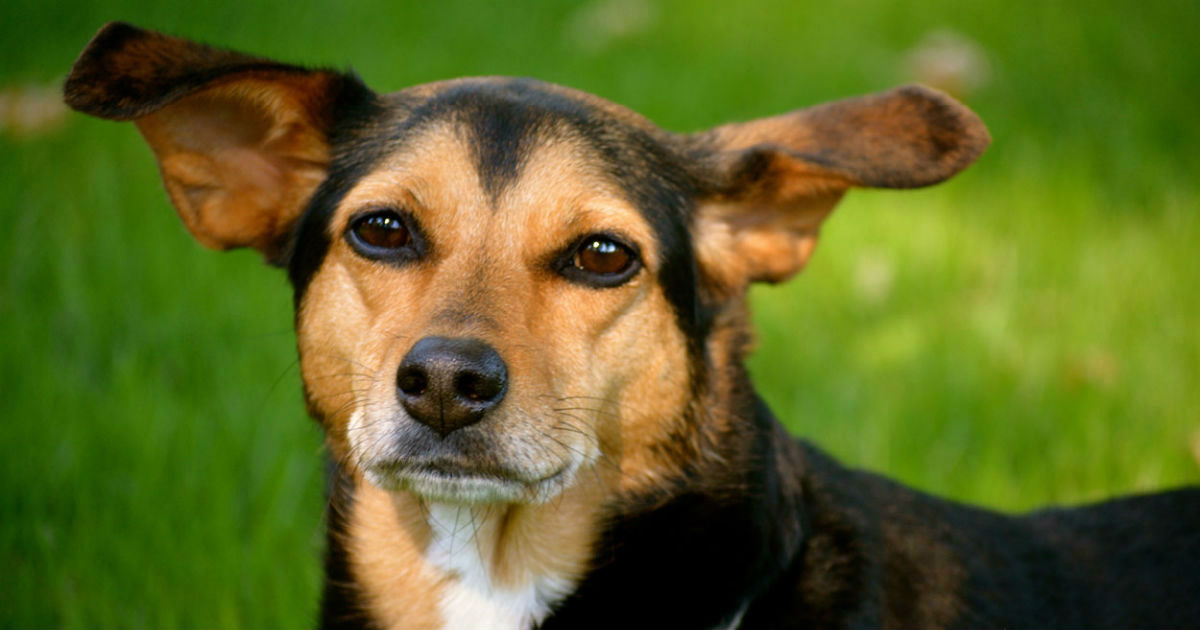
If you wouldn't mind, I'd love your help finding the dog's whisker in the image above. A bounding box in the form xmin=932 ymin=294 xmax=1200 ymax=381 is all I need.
xmin=550 ymin=406 xmax=621 ymax=420
xmin=308 ymin=352 xmax=380 ymax=374
xmin=305 ymin=372 xmax=379 ymax=382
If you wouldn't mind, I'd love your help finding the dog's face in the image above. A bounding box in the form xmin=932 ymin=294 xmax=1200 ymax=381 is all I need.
xmin=65 ymin=23 xmax=989 ymax=507
xmin=297 ymin=83 xmax=698 ymax=503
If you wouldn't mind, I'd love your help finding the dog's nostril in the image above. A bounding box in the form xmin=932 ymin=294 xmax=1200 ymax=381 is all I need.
xmin=457 ymin=372 xmax=503 ymax=403
xmin=397 ymin=368 xmax=428 ymax=396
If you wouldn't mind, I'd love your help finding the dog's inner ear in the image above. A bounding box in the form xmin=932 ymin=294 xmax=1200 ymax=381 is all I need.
xmin=64 ymin=22 xmax=373 ymax=264
xmin=133 ymin=79 xmax=338 ymax=263
xmin=689 ymin=85 xmax=990 ymax=292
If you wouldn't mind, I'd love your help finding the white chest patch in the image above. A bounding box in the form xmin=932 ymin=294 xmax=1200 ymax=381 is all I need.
xmin=427 ymin=503 xmax=574 ymax=630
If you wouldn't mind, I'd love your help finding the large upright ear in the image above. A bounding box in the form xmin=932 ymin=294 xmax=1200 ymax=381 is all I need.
xmin=689 ymin=84 xmax=989 ymax=292
xmin=64 ymin=22 xmax=376 ymax=264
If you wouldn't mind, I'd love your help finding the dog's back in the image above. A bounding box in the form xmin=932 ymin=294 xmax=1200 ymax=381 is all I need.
xmin=1019 ymin=487 xmax=1200 ymax=626
xmin=754 ymin=442 xmax=1200 ymax=628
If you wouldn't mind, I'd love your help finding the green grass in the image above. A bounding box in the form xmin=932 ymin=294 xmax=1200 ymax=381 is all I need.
xmin=2 ymin=0 xmax=1198 ymax=626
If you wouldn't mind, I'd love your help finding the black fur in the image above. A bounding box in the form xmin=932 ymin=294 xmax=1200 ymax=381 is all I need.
xmin=320 ymin=462 xmax=377 ymax=630
xmin=542 ymin=396 xmax=805 ymax=630
xmin=542 ymin=406 xmax=1200 ymax=628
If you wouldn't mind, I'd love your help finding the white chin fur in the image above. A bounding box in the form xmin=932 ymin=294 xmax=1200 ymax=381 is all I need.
xmin=366 ymin=466 xmax=573 ymax=505
xmin=427 ymin=503 xmax=576 ymax=630
xmin=348 ymin=408 xmax=582 ymax=506
xmin=346 ymin=409 xmax=585 ymax=628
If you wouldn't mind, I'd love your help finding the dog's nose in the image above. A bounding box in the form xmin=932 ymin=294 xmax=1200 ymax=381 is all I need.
xmin=395 ymin=336 xmax=508 ymax=437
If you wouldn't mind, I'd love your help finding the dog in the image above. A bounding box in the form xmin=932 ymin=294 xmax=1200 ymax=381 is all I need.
xmin=64 ymin=22 xmax=1200 ymax=629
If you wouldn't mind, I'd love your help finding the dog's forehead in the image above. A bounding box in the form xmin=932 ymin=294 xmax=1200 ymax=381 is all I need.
xmin=369 ymin=78 xmax=674 ymax=199
xmin=366 ymin=80 xmax=634 ymax=205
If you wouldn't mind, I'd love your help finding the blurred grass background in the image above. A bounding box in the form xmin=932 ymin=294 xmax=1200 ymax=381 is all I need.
xmin=1 ymin=0 xmax=1197 ymax=626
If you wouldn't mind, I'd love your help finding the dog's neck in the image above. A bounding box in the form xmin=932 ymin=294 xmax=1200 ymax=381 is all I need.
xmin=544 ymin=304 xmax=810 ymax=627
xmin=332 ymin=431 xmax=806 ymax=630
xmin=540 ymin=396 xmax=808 ymax=629
xmin=422 ymin=500 xmax=596 ymax=629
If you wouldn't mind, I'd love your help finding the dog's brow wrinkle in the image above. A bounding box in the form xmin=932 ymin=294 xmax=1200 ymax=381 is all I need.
xmin=432 ymin=307 xmax=499 ymax=332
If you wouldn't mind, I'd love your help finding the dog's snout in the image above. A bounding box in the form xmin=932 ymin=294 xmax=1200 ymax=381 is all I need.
xmin=396 ymin=336 xmax=508 ymax=437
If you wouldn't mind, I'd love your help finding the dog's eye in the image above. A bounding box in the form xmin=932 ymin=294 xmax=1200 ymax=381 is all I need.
xmin=560 ymin=234 xmax=641 ymax=287
xmin=575 ymin=238 xmax=632 ymax=275
xmin=346 ymin=209 xmax=426 ymax=263
xmin=350 ymin=211 xmax=411 ymax=250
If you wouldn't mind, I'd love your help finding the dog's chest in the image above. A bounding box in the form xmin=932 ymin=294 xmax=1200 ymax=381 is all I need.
xmin=426 ymin=503 xmax=575 ymax=630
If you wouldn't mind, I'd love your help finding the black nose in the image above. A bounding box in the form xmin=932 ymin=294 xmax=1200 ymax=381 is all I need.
xmin=396 ymin=336 xmax=508 ymax=437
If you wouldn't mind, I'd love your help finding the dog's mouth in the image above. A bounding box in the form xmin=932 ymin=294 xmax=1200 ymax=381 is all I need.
xmin=363 ymin=458 xmax=575 ymax=505
xmin=345 ymin=406 xmax=597 ymax=505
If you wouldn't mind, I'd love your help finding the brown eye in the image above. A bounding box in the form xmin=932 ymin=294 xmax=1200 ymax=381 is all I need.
xmin=575 ymin=237 xmax=633 ymax=275
xmin=350 ymin=210 xmax=411 ymax=250
xmin=560 ymin=234 xmax=641 ymax=288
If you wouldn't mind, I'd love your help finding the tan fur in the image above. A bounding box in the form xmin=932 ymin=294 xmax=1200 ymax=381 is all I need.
xmin=346 ymin=477 xmax=442 ymax=628
xmin=134 ymin=79 xmax=332 ymax=259
xmin=694 ymin=187 xmax=843 ymax=292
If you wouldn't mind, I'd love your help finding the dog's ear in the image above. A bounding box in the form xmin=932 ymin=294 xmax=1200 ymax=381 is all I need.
xmin=688 ymin=85 xmax=989 ymax=292
xmin=64 ymin=22 xmax=375 ymax=264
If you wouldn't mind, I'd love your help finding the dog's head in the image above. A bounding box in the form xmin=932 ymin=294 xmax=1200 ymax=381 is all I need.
xmin=66 ymin=23 xmax=988 ymax=506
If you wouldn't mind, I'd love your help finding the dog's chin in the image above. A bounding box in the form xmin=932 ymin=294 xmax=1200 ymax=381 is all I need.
xmin=362 ymin=461 xmax=575 ymax=505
